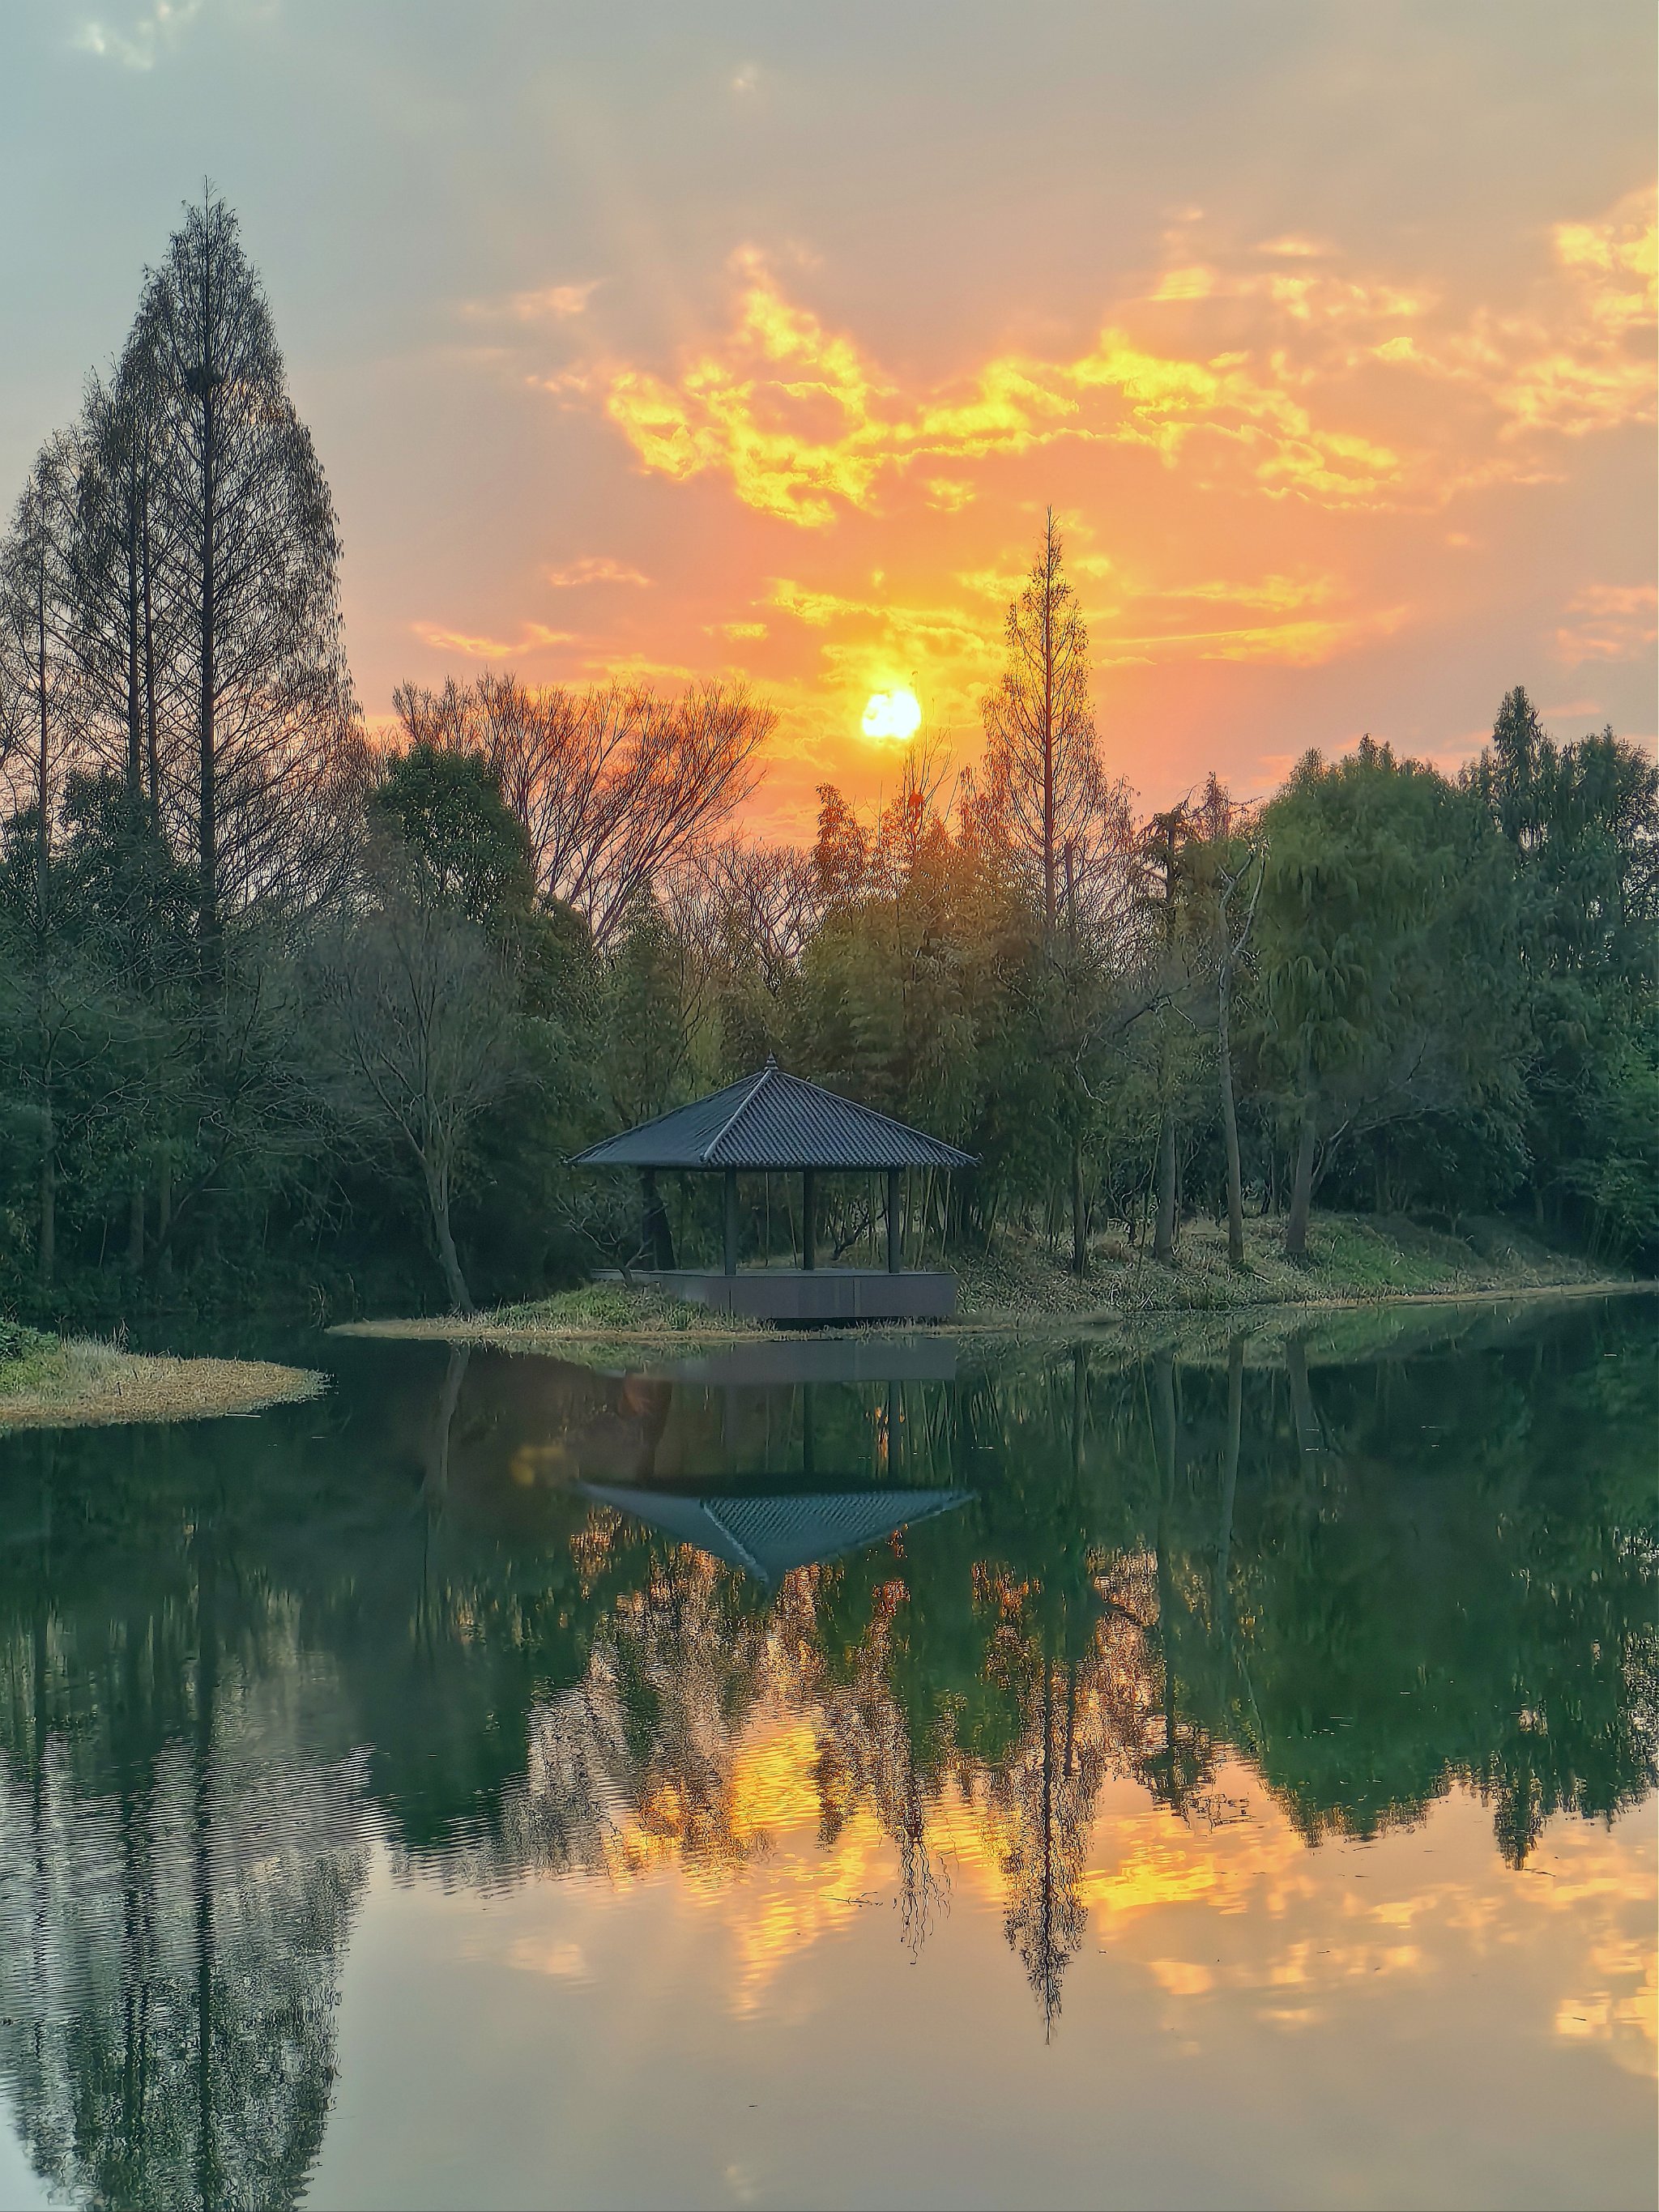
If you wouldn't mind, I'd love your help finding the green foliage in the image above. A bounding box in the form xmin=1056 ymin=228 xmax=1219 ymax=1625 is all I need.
xmin=367 ymin=740 xmax=537 ymax=926
xmin=600 ymin=887 xmax=691 ymax=1127
xmin=1256 ymin=739 xmax=1522 ymax=1121
xmin=0 ymin=1317 xmax=54 ymax=1370
xmin=1464 ymin=688 xmax=1659 ymax=1261
xmin=492 ymin=1281 xmax=749 ymax=1335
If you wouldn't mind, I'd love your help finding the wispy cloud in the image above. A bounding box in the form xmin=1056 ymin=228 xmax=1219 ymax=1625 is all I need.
xmin=1553 ymin=583 xmax=1657 ymax=665
xmin=463 ymin=282 xmax=601 ymax=325
xmin=411 ymin=620 xmax=574 ymax=658
xmin=544 ymin=556 xmax=650 ymax=588
xmin=73 ymin=0 xmax=203 ymax=70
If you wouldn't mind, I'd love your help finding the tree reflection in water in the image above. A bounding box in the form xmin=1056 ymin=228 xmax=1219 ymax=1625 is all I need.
xmin=0 ymin=1298 xmax=1652 ymax=2205
xmin=0 ymin=1442 xmax=370 ymax=2212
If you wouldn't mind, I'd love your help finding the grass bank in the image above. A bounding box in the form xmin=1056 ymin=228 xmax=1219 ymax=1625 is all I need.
xmin=953 ymin=1212 xmax=1623 ymax=1320
xmin=332 ymin=1213 xmax=1638 ymax=1353
xmin=331 ymin=1279 xmax=761 ymax=1355
xmin=0 ymin=1323 xmax=325 ymax=1432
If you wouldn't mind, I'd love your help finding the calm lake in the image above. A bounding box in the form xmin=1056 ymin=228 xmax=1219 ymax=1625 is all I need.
xmin=0 ymin=1298 xmax=1653 ymax=2211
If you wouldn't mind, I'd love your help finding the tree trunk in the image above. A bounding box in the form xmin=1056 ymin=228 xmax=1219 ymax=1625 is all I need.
xmin=156 ymin=1154 xmax=172 ymax=1265
xmin=141 ymin=484 xmax=160 ymax=818
xmin=35 ymin=569 xmax=49 ymax=936
xmin=1218 ymin=957 xmax=1245 ymax=1267
xmin=38 ymin=1085 xmax=54 ymax=1289
xmin=196 ymin=230 xmax=220 ymax=959
xmin=128 ymin=1186 xmax=145 ymax=1270
xmin=424 ymin=1161 xmax=473 ymax=1313
xmin=1153 ymin=1106 xmax=1177 ymax=1262
xmin=198 ymin=377 xmax=217 ymax=955
xmin=126 ymin=525 xmax=144 ymax=799
xmin=1070 ymin=1138 xmax=1088 ymax=1275
xmin=1285 ymin=1099 xmax=1318 ymax=1261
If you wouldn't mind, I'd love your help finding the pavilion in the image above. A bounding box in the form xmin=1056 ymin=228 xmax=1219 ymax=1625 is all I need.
xmin=572 ymin=1057 xmax=975 ymax=1322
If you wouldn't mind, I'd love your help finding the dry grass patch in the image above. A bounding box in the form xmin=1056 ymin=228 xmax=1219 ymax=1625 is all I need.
xmin=0 ymin=1332 xmax=325 ymax=1431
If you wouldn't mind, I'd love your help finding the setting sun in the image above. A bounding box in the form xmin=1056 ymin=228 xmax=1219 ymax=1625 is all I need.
xmin=861 ymin=687 xmax=923 ymax=743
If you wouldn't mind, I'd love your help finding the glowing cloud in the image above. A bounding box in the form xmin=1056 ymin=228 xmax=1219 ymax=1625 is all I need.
xmin=602 ymin=254 xmax=1405 ymax=524
xmin=595 ymin=195 xmax=1653 ymax=535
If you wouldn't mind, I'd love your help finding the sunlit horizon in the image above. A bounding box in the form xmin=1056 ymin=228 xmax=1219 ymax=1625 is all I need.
xmin=2 ymin=1 xmax=1653 ymax=844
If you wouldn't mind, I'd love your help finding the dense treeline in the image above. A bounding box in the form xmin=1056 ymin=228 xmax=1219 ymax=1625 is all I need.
xmin=2 ymin=198 xmax=1654 ymax=1319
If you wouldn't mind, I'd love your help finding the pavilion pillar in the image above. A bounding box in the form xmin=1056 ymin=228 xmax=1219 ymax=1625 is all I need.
xmin=801 ymin=1168 xmax=817 ymax=1271
xmin=723 ymin=1168 xmax=738 ymax=1276
xmin=886 ymin=1169 xmax=902 ymax=1273
xmin=641 ymin=1169 xmax=675 ymax=1271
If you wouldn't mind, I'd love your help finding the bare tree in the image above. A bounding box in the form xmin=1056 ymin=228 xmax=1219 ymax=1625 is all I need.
xmin=0 ymin=439 xmax=85 ymax=1281
xmin=392 ymin=671 xmax=771 ymax=947
xmin=0 ymin=437 xmax=81 ymax=925
xmin=67 ymin=300 xmax=173 ymax=812
xmin=981 ymin=509 xmax=1100 ymax=952
xmin=146 ymin=190 xmax=356 ymax=948
xmin=683 ymin=833 xmax=822 ymax=995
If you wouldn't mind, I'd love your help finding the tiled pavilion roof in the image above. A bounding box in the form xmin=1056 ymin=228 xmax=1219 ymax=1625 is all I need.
xmin=571 ymin=1060 xmax=975 ymax=1172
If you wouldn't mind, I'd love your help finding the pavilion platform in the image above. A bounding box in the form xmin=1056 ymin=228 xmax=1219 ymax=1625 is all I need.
xmin=574 ymin=1059 xmax=975 ymax=1331
xmin=599 ymin=1265 xmax=958 ymax=1323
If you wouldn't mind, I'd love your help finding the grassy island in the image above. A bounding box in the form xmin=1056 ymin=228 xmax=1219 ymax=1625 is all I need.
xmin=0 ymin=1324 xmax=324 ymax=1433
xmin=331 ymin=1210 xmax=1639 ymax=1353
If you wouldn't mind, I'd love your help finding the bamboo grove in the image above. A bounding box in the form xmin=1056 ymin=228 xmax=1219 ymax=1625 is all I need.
xmin=2 ymin=198 xmax=1655 ymax=1319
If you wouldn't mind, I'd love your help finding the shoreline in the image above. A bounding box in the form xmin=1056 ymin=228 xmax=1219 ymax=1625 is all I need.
xmin=0 ymin=1339 xmax=326 ymax=1433
xmin=331 ymin=1273 xmax=1650 ymax=1353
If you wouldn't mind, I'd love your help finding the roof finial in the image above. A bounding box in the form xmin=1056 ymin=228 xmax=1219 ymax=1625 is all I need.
xmin=764 ymin=1052 xmax=778 ymax=1069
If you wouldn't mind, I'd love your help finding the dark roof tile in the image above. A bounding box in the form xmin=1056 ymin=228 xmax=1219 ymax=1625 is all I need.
xmin=572 ymin=1062 xmax=975 ymax=1170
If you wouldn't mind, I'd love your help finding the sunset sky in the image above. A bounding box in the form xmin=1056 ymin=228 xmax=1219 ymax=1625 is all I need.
xmin=2 ymin=0 xmax=1653 ymax=839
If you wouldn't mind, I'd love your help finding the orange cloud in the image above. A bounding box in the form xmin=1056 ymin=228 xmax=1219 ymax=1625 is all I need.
xmin=766 ymin=565 xmax=1398 ymax=719
xmin=1098 ymin=607 xmax=1407 ymax=668
xmin=411 ymin=619 xmax=574 ymax=658
xmin=1553 ymin=583 xmax=1658 ymax=665
xmin=1552 ymin=190 xmax=1657 ymax=339
xmin=601 ymin=250 xmax=1405 ymax=526
xmin=595 ymin=192 xmax=1653 ymax=532
xmin=546 ymin=556 xmax=652 ymax=587
xmin=1383 ymin=190 xmax=1657 ymax=441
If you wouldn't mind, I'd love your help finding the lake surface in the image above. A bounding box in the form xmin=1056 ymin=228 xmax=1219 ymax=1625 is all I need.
xmin=0 ymin=1297 xmax=1653 ymax=2212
